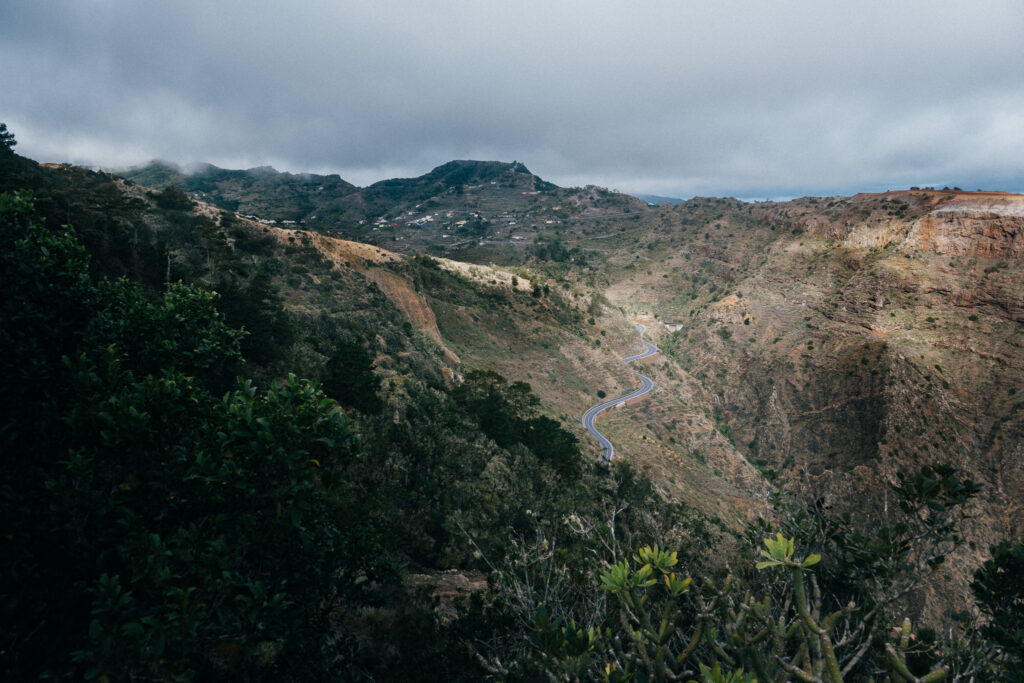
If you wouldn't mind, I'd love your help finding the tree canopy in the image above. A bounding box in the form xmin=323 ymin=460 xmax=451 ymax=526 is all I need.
xmin=0 ymin=122 xmax=15 ymax=151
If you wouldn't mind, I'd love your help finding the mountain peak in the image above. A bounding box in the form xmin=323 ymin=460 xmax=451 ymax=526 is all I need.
xmin=245 ymin=165 xmax=279 ymax=176
xmin=418 ymin=159 xmax=547 ymax=188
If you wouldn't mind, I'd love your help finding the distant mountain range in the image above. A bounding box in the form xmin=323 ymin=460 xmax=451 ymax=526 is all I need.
xmin=118 ymin=159 xmax=559 ymax=227
xmin=117 ymin=159 xmax=648 ymax=250
xmin=631 ymin=192 xmax=685 ymax=205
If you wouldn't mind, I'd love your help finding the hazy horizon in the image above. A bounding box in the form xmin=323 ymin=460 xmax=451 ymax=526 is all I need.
xmin=4 ymin=1 xmax=1024 ymax=199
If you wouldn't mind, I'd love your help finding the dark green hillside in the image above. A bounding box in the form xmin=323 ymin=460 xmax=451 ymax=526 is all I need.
xmin=351 ymin=160 xmax=553 ymax=221
xmin=115 ymin=159 xmax=188 ymax=188
xmin=374 ymin=159 xmax=554 ymax=193
xmin=120 ymin=161 xmax=357 ymax=223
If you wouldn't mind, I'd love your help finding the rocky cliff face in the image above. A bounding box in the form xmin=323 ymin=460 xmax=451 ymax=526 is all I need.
xmin=910 ymin=211 xmax=1024 ymax=260
xmin=807 ymin=190 xmax=1024 ymax=261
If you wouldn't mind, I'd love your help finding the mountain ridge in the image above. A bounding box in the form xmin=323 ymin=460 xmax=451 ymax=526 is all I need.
xmin=117 ymin=158 xmax=552 ymax=222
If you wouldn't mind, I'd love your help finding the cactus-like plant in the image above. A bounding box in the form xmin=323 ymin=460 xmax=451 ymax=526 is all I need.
xmin=515 ymin=464 xmax=984 ymax=681
xmin=883 ymin=618 xmax=949 ymax=682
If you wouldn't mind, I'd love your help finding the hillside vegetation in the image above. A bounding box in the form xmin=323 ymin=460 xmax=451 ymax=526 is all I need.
xmin=2 ymin=126 xmax=1022 ymax=680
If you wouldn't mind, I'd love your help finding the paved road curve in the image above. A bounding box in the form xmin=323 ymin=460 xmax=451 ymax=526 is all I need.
xmin=583 ymin=324 xmax=659 ymax=463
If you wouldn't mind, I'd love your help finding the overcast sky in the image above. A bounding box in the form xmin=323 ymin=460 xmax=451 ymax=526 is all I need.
xmin=3 ymin=1 xmax=1024 ymax=199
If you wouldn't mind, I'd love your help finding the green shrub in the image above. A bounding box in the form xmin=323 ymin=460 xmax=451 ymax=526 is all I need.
xmin=972 ymin=538 xmax=1024 ymax=678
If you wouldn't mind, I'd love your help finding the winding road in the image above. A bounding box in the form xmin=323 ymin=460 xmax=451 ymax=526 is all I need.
xmin=583 ymin=324 xmax=659 ymax=463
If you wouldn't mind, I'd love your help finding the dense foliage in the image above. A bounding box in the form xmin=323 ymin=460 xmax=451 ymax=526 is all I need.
xmin=0 ymin=192 xmax=381 ymax=678
xmin=972 ymin=537 xmax=1024 ymax=680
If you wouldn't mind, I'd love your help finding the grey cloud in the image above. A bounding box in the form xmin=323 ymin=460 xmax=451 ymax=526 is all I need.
xmin=3 ymin=0 xmax=1023 ymax=197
